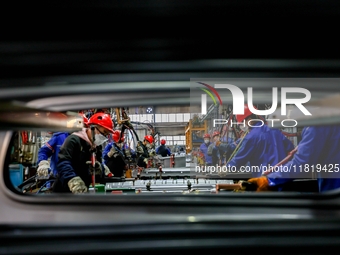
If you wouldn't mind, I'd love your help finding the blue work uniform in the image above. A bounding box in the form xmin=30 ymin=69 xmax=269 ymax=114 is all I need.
xmin=228 ymin=138 xmax=240 ymax=152
xmin=156 ymin=145 xmax=171 ymax=157
xmin=227 ymin=122 xmax=295 ymax=177
xmin=199 ymin=142 xmax=213 ymax=165
xmin=103 ymin=142 xmax=126 ymax=177
xmin=37 ymin=132 xmax=69 ymax=176
xmin=267 ymin=126 xmax=340 ymax=192
xmin=224 ymin=138 xmax=241 ymax=164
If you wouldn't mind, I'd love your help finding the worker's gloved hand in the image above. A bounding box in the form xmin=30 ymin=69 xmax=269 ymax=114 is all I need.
xmin=37 ymin=160 xmax=51 ymax=179
xmin=137 ymin=145 xmax=144 ymax=154
xmin=247 ymin=176 xmax=270 ymax=191
xmin=143 ymin=158 xmax=148 ymax=165
xmin=86 ymin=161 xmax=102 ymax=175
xmin=149 ymin=149 xmax=156 ymax=156
xmin=103 ymin=164 xmax=113 ymax=178
xmin=68 ymin=176 xmax=88 ymax=194
xmin=107 ymin=146 xmax=118 ymax=158
xmin=125 ymin=149 xmax=131 ymax=158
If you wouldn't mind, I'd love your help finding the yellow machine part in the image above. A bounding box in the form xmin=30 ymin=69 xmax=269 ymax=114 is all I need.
xmin=125 ymin=169 xmax=133 ymax=178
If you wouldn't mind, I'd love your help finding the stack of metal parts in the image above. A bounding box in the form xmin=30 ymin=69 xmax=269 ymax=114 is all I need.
xmin=136 ymin=167 xmax=192 ymax=178
xmin=105 ymin=178 xmax=234 ymax=193
xmin=105 ymin=165 xmax=252 ymax=194
xmin=132 ymin=166 xmax=253 ymax=180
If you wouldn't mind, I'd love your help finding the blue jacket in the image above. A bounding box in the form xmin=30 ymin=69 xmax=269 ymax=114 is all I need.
xmin=227 ymin=122 xmax=295 ymax=177
xmin=156 ymin=145 xmax=171 ymax=157
xmin=267 ymin=126 xmax=340 ymax=192
xmin=199 ymin=142 xmax=212 ymax=164
xmin=103 ymin=142 xmax=127 ymax=177
xmin=228 ymin=138 xmax=240 ymax=152
xmin=103 ymin=142 xmax=125 ymax=164
xmin=37 ymin=132 xmax=69 ymax=176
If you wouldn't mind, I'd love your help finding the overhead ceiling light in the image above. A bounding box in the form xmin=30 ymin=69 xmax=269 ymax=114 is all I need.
xmin=146 ymin=107 xmax=153 ymax=114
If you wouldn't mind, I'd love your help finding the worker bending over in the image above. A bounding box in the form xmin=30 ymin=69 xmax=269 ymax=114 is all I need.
xmin=223 ymin=105 xmax=294 ymax=177
xmin=248 ymin=125 xmax=340 ymax=192
xmin=54 ymin=113 xmax=114 ymax=193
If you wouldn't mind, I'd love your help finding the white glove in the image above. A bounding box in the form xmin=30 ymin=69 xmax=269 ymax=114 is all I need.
xmin=137 ymin=145 xmax=144 ymax=154
xmin=149 ymin=149 xmax=156 ymax=156
xmin=86 ymin=161 xmax=102 ymax=175
xmin=143 ymin=158 xmax=148 ymax=164
xmin=125 ymin=149 xmax=131 ymax=158
xmin=37 ymin=160 xmax=50 ymax=179
xmin=68 ymin=176 xmax=88 ymax=194
xmin=107 ymin=146 xmax=117 ymax=158
xmin=103 ymin=164 xmax=113 ymax=177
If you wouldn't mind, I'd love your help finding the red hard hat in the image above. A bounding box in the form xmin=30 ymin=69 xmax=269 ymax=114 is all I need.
xmin=161 ymin=139 xmax=166 ymax=145
xmin=144 ymin=135 xmax=154 ymax=144
xmin=236 ymin=105 xmax=254 ymax=123
xmin=212 ymin=131 xmax=220 ymax=138
xmin=203 ymin=133 xmax=211 ymax=139
xmin=113 ymin=130 xmax=125 ymax=143
xmin=88 ymin=113 xmax=114 ymax=133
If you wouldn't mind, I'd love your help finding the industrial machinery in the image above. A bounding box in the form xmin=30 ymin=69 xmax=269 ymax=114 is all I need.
xmin=185 ymin=118 xmax=208 ymax=154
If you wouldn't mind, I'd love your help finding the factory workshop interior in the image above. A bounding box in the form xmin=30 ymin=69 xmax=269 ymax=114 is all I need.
xmin=9 ymin=101 xmax=322 ymax=196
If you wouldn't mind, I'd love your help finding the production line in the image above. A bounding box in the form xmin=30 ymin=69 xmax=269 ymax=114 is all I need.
xmin=102 ymin=165 xmax=253 ymax=194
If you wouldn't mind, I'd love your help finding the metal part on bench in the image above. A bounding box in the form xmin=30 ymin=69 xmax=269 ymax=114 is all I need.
xmin=105 ymin=178 xmax=234 ymax=193
xmin=134 ymin=167 xmax=253 ymax=179
xmin=140 ymin=167 xmax=191 ymax=178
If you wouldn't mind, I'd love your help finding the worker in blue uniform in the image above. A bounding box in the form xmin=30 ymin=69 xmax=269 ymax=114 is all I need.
xmin=211 ymin=131 xmax=231 ymax=166
xmin=225 ymin=105 xmax=295 ymax=177
xmin=37 ymin=132 xmax=70 ymax=178
xmin=37 ymin=113 xmax=89 ymax=179
xmin=199 ymin=133 xmax=213 ymax=166
xmin=248 ymin=125 xmax=340 ymax=192
xmin=156 ymin=139 xmax=171 ymax=157
xmin=103 ymin=130 xmax=129 ymax=178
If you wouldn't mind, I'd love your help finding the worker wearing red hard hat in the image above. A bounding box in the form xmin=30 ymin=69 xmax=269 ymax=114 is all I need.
xmin=136 ymin=135 xmax=155 ymax=168
xmin=102 ymin=130 xmax=128 ymax=178
xmin=54 ymin=112 xmax=114 ymax=193
xmin=199 ymin=133 xmax=213 ymax=166
xmin=210 ymin=131 xmax=223 ymax=166
xmin=156 ymin=139 xmax=171 ymax=157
